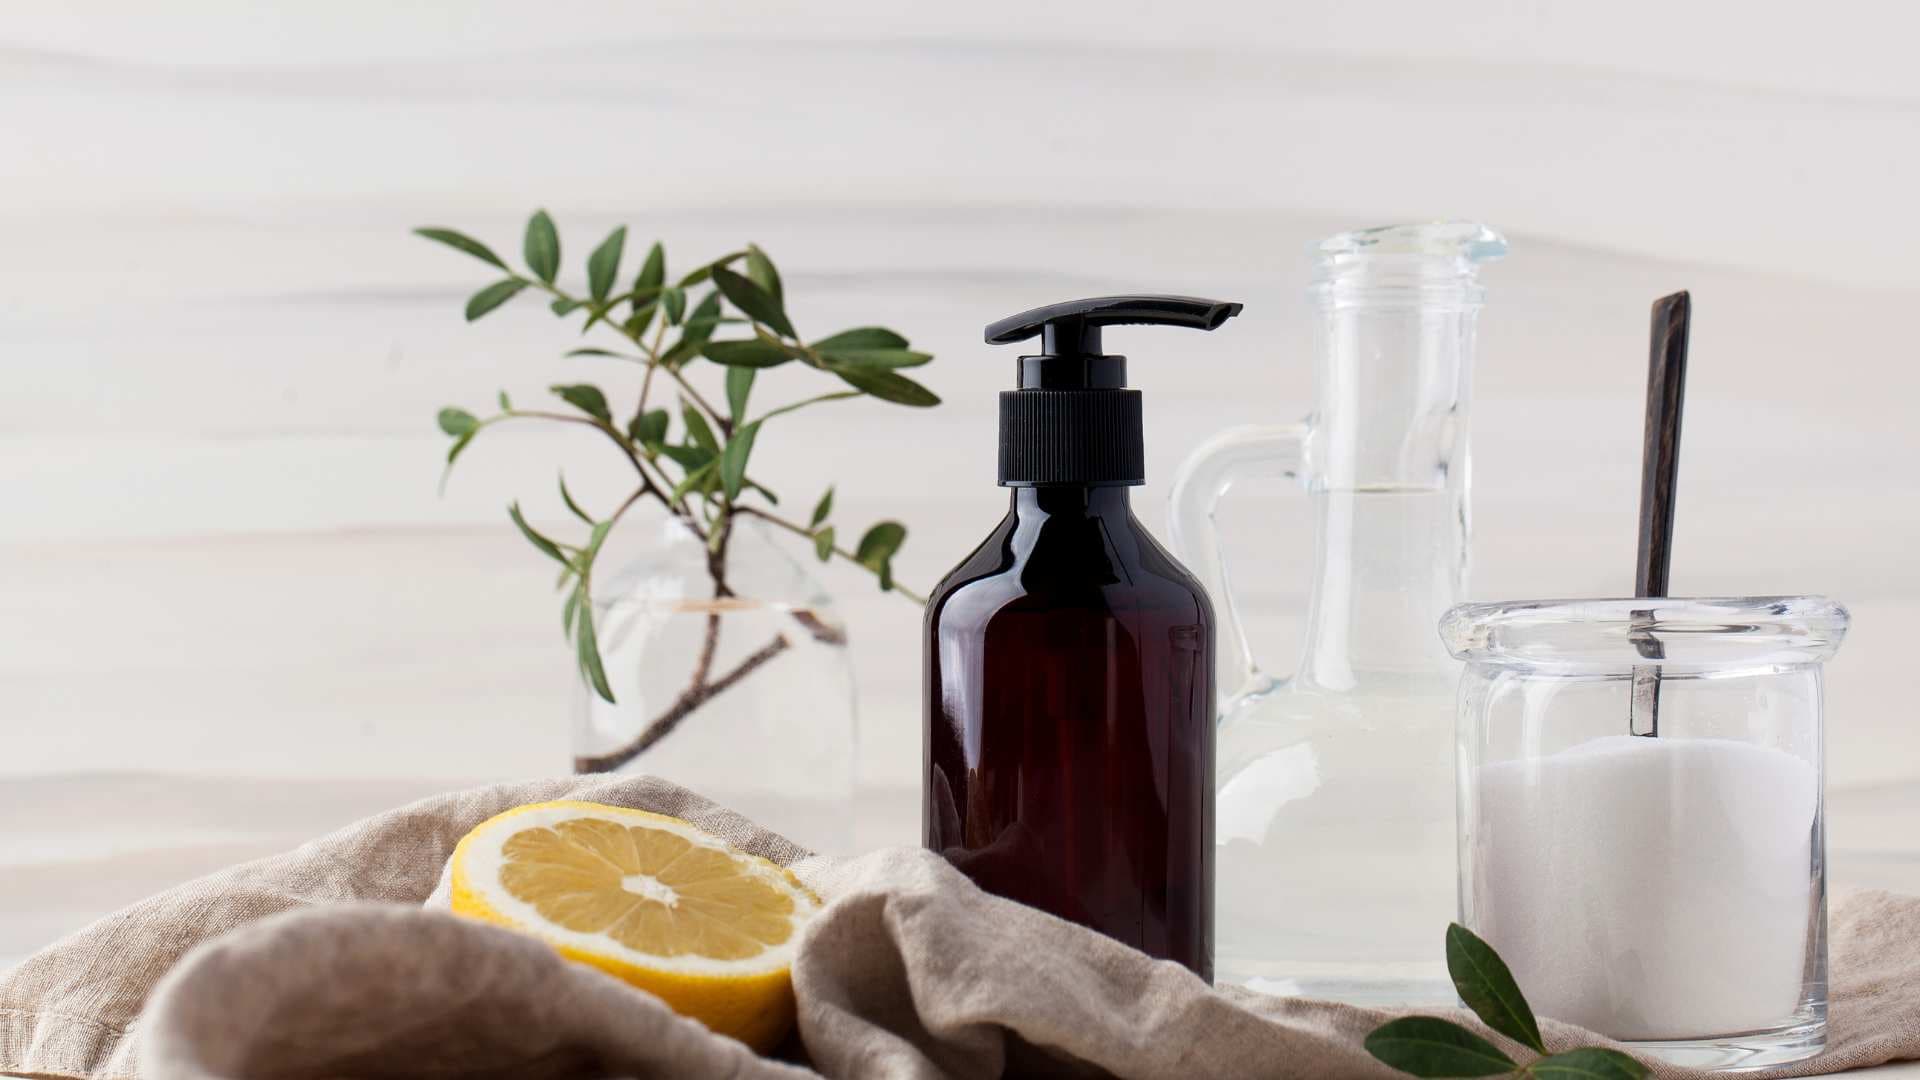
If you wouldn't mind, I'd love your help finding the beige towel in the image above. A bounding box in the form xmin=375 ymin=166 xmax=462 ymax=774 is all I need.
xmin=1 ymin=775 xmax=1914 ymax=1079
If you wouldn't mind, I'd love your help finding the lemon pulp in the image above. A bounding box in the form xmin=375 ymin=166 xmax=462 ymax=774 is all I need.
xmin=450 ymin=801 xmax=817 ymax=1052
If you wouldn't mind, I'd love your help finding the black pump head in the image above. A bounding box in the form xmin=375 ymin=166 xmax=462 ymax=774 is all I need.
xmin=987 ymin=295 xmax=1243 ymax=486
xmin=986 ymin=295 xmax=1245 ymax=389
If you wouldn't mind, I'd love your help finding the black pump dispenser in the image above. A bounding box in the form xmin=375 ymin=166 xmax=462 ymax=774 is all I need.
xmin=987 ymin=295 xmax=1243 ymax=486
xmin=925 ymin=293 xmax=1238 ymax=979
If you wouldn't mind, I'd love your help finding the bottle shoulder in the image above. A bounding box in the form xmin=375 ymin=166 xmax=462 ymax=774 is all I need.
xmin=927 ymin=512 xmax=1212 ymax=632
xmin=1124 ymin=519 xmax=1213 ymax=606
xmin=926 ymin=514 xmax=1019 ymax=604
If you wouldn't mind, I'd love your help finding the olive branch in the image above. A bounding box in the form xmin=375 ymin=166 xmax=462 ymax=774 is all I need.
xmin=421 ymin=210 xmax=932 ymax=768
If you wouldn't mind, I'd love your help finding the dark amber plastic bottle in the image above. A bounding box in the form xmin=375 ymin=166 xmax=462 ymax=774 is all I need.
xmin=923 ymin=296 xmax=1237 ymax=979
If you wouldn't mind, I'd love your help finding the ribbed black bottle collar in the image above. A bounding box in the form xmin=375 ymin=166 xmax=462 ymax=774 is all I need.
xmin=998 ymin=388 xmax=1144 ymax=487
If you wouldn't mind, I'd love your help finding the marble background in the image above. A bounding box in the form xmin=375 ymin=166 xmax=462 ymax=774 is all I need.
xmin=5 ymin=0 xmax=1920 ymax=988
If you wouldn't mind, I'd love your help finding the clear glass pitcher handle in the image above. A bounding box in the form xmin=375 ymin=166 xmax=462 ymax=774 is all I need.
xmin=1168 ymin=422 xmax=1309 ymax=705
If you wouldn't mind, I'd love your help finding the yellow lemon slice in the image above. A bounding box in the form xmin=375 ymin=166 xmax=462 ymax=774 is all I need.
xmin=449 ymin=800 xmax=819 ymax=1052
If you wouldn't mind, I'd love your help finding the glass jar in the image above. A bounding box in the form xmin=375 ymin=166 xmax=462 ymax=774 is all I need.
xmin=573 ymin=516 xmax=858 ymax=855
xmin=1442 ymin=596 xmax=1848 ymax=1071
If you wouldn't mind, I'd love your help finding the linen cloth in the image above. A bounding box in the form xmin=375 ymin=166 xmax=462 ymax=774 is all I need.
xmin=0 ymin=776 xmax=1913 ymax=1079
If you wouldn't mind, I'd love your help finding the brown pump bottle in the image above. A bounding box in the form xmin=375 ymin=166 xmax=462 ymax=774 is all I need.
xmin=923 ymin=295 xmax=1240 ymax=979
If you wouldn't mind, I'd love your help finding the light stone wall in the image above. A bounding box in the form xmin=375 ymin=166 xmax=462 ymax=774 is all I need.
xmin=6 ymin=0 xmax=1919 ymax=964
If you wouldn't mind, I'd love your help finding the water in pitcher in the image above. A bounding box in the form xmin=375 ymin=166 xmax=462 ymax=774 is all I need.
xmin=1214 ymin=488 xmax=1461 ymax=1003
xmin=1170 ymin=223 xmax=1505 ymax=1006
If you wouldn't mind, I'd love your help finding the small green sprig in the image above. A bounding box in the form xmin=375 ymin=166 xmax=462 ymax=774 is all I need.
xmin=420 ymin=211 xmax=934 ymax=718
xmin=1365 ymin=925 xmax=1648 ymax=1079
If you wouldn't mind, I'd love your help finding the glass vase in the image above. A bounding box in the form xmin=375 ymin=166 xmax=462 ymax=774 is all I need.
xmin=572 ymin=515 xmax=857 ymax=855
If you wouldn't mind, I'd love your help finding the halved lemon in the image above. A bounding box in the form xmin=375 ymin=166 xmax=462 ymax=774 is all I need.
xmin=449 ymin=800 xmax=819 ymax=1052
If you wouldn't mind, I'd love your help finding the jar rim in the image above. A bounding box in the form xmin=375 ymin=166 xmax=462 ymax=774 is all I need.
xmin=1440 ymin=595 xmax=1849 ymax=671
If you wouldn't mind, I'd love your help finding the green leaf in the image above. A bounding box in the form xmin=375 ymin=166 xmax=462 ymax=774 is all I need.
xmin=1447 ymin=923 xmax=1545 ymax=1055
xmin=414 ymin=227 xmax=508 ymax=270
xmin=658 ymin=443 xmax=713 ymax=471
xmin=676 ymin=250 xmax=746 ymax=288
xmin=574 ymin=598 xmax=615 ymax=703
xmin=627 ymin=301 xmax=657 ymax=340
xmin=830 ymin=365 xmax=941 ymax=407
xmin=745 ymin=244 xmax=783 ymax=303
xmin=681 ymin=404 xmax=720 ymax=453
xmin=810 ymin=486 xmax=833 ymax=528
xmin=565 ymin=347 xmax=637 ymax=361
xmin=711 ymin=267 xmax=795 ymax=338
xmin=661 ymin=286 xmax=686 ymax=326
xmin=1363 ymin=1017 xmax=1518 ymax=1078
xmin=441 ymin=428 xmax=477 ymax=491
xmin=630 ymin=408 xmax=669 ymax=450
xmin=465 ymin=279 xmax=527 ymax=321
xmin=718 ymin=421 xmax=760 ymax=500
xmin=854 ymin=521 xmax=906 ymax=572
xmin=702 ymin=339 xmax=792 ymax=369
xmin=561 ymin=586 xmax=581 ymax=642
xmin=680 ymin=312 xmax=737 ymax=335
xmin=586 ymin=226 xmax=625 ymax=303
xmin=811 ymin=327 xmax=907 ymax=351
xmin=550 ymin=384 xmax=613 ymax=425
xmin=746 ymin=479 xmax=779 ymax=504
xmin=813 ymin=525 xmax=834 ymax=562
xmin=437 ymin=407 xmax=479 ymax=436
xmin=670 ymin=461 xmax=716 ymax=505
xmin=1527 ymin=1048 xmax=1648 ymax=1080
xmin=726 ymin=366 xmax=755 ymax=421
xmin=524 ymin=210 xmax=560 ymax=284
xmin=756 ymin=390 xmax=862 ymax=423
xmin=507 ymin=502 xmax=569 ymax=566
xmin=584 ymin=519 xmax=614 ymax=556
xmin=820 ymin=347 xmax=932 ymax=369
xmin=551 ymin=297 xmax=584 ymax=316
xmin=662 ymin=292 xmax=724 ymax=367
xmin=497 ymin=390 xmax=513 ymax=411
xmin=446 ymin=428 xmax=476 ymax=462
xmin=573 ymin=519 xmax=613 ymax=579
xmin=558 ymin=474 xmax=593 ymax=524
xmin=633 ymin=242 xmax=665 ymax=293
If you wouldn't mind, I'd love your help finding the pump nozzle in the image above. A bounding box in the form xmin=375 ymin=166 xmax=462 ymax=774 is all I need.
xmin=987 ymin=296 xmax=1244 ymax=389
xmin=987 ymin=295 xmax=1243 ymax=351
xmin=986 ymin=294 xmax=1243 ymax=486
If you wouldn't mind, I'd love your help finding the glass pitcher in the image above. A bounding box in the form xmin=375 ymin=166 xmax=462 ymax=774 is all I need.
xmin=1169 ymin=222 xmax=1506 ymax=1003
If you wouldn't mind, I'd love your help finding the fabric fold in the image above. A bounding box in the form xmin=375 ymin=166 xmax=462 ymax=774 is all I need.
xmin=3 ymin=775 xmax=1917 ymax=1079
xmin=0 ymin=775 xmax=805 ymax=1079
xmin=142 ymin=904 xmax=808 ymax=1080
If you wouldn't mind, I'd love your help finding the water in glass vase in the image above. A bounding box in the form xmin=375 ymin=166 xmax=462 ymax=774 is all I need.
xmin=573 ymin=518 xmax=857 ymax=855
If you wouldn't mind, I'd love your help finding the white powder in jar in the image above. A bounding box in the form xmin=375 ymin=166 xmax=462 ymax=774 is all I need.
xmin=1468 ymin=735 xmax=1818 ymax=1039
